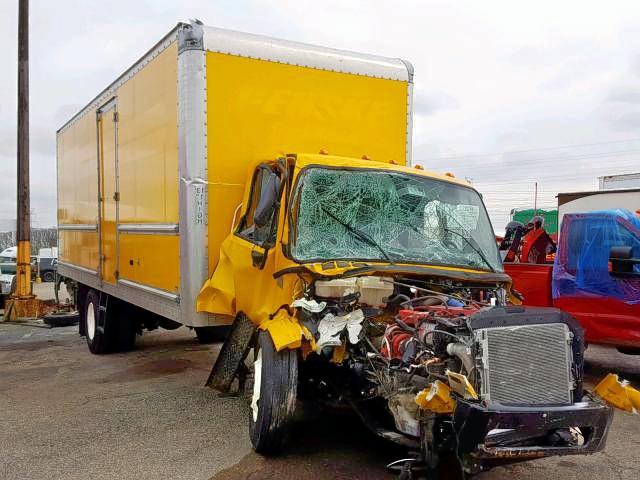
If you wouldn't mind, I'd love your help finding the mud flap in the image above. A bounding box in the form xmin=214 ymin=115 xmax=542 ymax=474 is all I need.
xmin=206 ymin=313 xmax=256 ymax=393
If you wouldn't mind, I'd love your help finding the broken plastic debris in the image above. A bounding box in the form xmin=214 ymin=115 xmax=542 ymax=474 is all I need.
xmin=415 ymin=380 xmax=455 ymax=413
xmin=446 ymin=370 xmax=478 ymax=400
xmin=316 ymin=309 xmax=365 ymax=350
xmin=291 ymin=298 xmax=327 ymax=313
xmin=388 ymin=393 xmax=420 ymax=437
xmin=593 ymin=373 xmax=640 ymax=414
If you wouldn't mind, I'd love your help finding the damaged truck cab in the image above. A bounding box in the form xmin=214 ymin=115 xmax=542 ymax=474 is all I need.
xmin=201 ymin=153 xmax=615 ymax=475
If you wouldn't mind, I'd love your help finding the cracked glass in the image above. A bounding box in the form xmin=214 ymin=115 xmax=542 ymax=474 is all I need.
xmin=290 ymin=167 xmax=503 ymax=272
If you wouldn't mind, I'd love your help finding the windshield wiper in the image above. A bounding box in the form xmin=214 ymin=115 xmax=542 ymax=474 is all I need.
xmin=443 ymin=227 xmax=495 ymax=273
xmin=320 ymin=206 xmax=395 ymax=264
xmin=392 ymin=217 xmax=495 ymax=273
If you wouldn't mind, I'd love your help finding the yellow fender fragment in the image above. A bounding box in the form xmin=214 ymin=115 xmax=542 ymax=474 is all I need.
xmin=259 ymin=309 xmax=305 ymax=352
xmin=446 ymin=370 xmax=479 ymax=400
xmin=593 ymin=373 xmax=640 ymax=414
xmin=415 ymin=380 xmax=456 ymax=414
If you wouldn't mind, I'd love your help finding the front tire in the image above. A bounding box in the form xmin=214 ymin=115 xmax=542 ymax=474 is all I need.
xmin=249 ymin=330 xmax=298 ymax=454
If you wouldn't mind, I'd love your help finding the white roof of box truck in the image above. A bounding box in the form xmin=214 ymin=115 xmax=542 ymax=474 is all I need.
xmin=199 ymin=24 xmax=411 ymax=81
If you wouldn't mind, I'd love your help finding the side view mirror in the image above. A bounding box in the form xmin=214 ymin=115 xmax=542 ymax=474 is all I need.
xmin=253 ymin=174 xmax=281 ymax=228
xmin=610 ymin=246 xmax=640 ymax=278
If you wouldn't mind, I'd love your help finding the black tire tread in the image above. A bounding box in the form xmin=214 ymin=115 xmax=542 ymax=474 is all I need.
xmin=249 ymin=330 xmax=298 ymax=454
xmin=85 ymin=291 xmax=137 ymax=354
xmin=86 ymin=290 xmax=109 ymax=354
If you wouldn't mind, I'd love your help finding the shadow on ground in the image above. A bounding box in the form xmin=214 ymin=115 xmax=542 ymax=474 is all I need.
xmin=212 ymin=406 xmax=408 ymax=480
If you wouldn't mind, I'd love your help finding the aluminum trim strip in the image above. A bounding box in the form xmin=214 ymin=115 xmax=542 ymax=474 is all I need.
xmin=117 ymin=223 xmax=179 ymax=234
xmin=57 ymin=224 xmax=98 ymax=232
xmin=178 ymin=47 xmax=210 ymax=327
xmin=118 ymin=279 xmax=179 ymax=303
xmin=405 ymin=80 xmax=414 ymax=167
xmin=57 ymin=262 xmax=183 ymax=323
xmin=57 ymin=260 xmax=97 ymax=276
xmin=202 ymin=25 xmax=410 ymax=81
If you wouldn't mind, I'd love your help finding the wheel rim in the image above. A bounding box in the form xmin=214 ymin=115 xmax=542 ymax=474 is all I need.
xmin=86 ymin=301 xmax=96 ymax=341
xmin=251 ymin=348 xmax=262 ymax=422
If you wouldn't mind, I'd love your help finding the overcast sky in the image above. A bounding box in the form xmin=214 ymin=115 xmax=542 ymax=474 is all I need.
xmin=1 ymin=0 xmax=640 ymax=232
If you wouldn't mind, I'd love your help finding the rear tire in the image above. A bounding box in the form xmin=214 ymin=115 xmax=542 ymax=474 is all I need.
xmin=617 ymin=347 xmax=640 ymax=355
xmin=43 ymin=311 xmax=79 ymax=327
xmin=83 ymin=290 xmax=137 ymax=354
xmin=42 ymin=271 xmax=55 ymax=283
xmin=195 ymin=326 xmax=230 ymax=343
xmin=112 ymin=301 xmax=137 ymax=352
xmin=85 ymin=290 xmax=109 ymax=354
xmin=249 ymin=330 xmax=298 ymax=454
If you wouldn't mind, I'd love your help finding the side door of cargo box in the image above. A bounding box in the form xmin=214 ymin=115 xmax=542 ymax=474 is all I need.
xmin=97 ymin=99 xmax=119 ymax=284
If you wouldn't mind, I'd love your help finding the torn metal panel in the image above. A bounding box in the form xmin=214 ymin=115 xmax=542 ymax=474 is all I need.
xmin=316 ymin=309 xmax=364 ymax=350
xmin=291 ymin=298 xmax=326 ymax=313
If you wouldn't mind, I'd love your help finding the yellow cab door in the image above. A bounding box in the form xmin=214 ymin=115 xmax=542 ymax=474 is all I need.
xmin=227 ymin=163 xmax=285 ymax=317
xmin=198 ymin=161 xmax=293 ymax=325
xmin=97 ymin=100 xmax=119 ymax=284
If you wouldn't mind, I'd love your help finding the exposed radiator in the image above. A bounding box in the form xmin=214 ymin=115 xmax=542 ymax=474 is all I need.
xmin=475 ymin=323 xmax=574 ymax=405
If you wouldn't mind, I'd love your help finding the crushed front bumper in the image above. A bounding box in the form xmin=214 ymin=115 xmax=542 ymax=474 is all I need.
xmin=453 ymin=399 xmax=614 ymax=473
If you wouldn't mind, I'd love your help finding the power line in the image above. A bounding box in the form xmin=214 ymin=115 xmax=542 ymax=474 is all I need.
xmin=419 ymin=137 xmax=640 ymax=161
xmin=425 ymin=149 xmax=640 ymax=169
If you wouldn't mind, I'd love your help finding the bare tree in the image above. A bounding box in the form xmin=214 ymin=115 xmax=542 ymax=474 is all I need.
xmin=0 ymin=228 xmax=57 ymax=255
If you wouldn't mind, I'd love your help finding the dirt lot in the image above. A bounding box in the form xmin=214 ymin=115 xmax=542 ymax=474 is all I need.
xmin=1 ymin=290 xmax=639 ymax=479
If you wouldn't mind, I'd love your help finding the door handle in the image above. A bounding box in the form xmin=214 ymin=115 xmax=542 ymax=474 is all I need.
xmin=251 ymin=248 xmax=268 ymax=269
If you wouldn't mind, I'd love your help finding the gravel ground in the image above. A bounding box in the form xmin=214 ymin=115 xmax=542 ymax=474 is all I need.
xmin=0 ymin=288 xmax=638 ymax=479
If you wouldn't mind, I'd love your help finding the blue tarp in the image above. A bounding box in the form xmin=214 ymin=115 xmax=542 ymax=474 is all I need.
xmin=552 ymin=209 xmax=640 ymax=304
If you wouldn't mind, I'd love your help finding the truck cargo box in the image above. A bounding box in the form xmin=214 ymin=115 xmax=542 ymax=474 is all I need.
xmin=56 ymin=21 xmax=413 ymax=327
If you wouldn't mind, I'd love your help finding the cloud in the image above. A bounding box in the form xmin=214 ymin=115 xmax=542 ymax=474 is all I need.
xmin=2 ymin=0 xmax=640 ymax=230
xmin=600 ymin=84 xmax=640 ymax=130
xmin=606 ymin=85 xmax=640 ymax=104
xmin=414 ymin=90 xmax=458 ymax=116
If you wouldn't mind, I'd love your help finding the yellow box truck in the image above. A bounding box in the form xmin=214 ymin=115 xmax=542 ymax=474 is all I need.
xmin=58 ymin=21 xmax=622 ymax=476
xmin=57 ymin=20 xmax=413 ymax=345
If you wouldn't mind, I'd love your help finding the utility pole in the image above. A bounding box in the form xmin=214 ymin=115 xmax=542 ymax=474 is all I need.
xmin=6 ymin=0 xmax=43 ymax=321
xmin=16 ymin=0 xmax=31 ymax=298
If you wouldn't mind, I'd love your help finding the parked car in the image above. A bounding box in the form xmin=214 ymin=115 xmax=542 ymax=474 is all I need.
xmin=0 ymin=262 xmax=17 ymax=306
xmin=37 ymin=256 xmax=57 ymax=282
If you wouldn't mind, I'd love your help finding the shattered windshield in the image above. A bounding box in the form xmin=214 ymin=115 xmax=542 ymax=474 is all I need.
xmin=290 ymin=167 xmax=503 ymax=272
